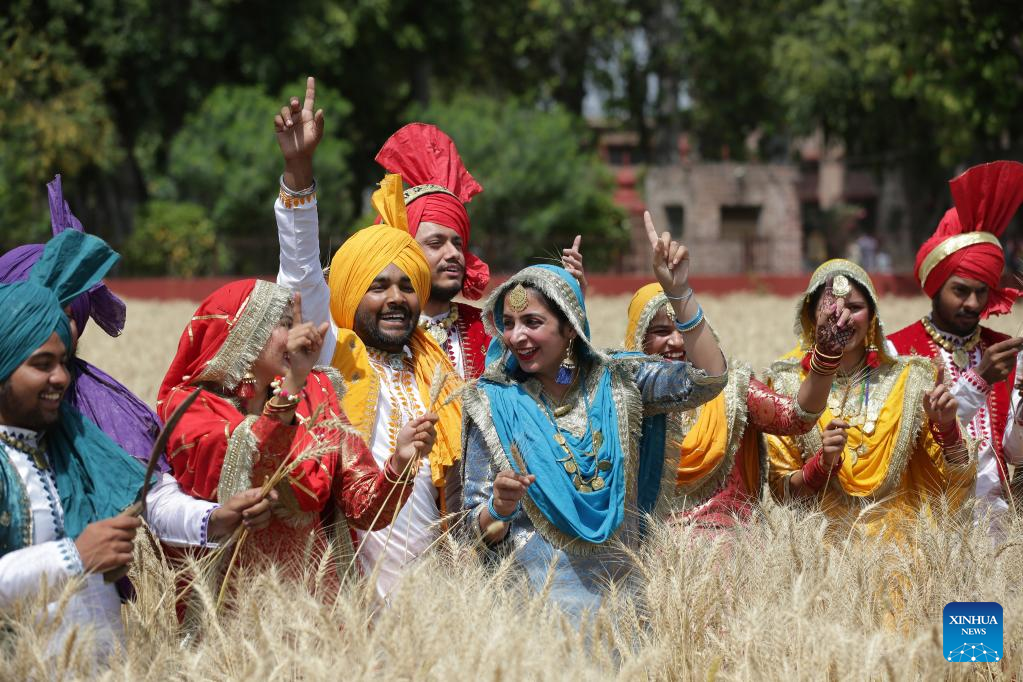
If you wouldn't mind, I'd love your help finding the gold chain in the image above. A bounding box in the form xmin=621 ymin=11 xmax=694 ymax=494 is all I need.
xmin=920 ymin=316 xmax=980 ymax=370
xmin=0 ymin=431 xmax=48 ymax=470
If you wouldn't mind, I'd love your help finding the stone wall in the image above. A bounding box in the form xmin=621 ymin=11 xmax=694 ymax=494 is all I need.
xmin=642 ymin=162 xmax=802 ymax=274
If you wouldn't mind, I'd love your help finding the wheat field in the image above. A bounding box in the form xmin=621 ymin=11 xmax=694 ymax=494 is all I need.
xmin=7 ymin=293 xmax=1020 ymax=680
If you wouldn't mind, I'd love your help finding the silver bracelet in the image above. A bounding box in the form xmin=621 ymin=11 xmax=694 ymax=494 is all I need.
xmin=663 ymin=287 xmax=694 ymax=304
xmin=279 ymin=175 xmax=317 ymax=197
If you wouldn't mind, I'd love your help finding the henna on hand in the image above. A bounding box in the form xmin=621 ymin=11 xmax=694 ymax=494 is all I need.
xmin=814 ymin=280 xmax=853 ymax=356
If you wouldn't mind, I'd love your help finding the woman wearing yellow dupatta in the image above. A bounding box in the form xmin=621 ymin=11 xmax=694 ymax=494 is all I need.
xmin=764 ymin=260 xmax=976 ymax=539
xmin=625 ymin=283 xmax=841 ymax=528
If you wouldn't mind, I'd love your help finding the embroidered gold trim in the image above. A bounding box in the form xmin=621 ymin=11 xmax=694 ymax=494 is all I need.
xmin=767 ymin=356 xmax=932 ymax=500
xmin=194 ymin=280 xmax=291 ymax=390
xmin=918 ymin=232 xmax=1000 ymax=287
xmin=0 ymin=444 xmax=34 ymax=550
xmin=216 ymin=415 xmax=259 ymax=504
xmin=632 ymin=292 xmax=669 ymax=351
xmin=403 ymin=183 xmax=458 ymax=205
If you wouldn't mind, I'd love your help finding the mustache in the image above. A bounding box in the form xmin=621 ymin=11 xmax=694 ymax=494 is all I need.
xmin=377 ymin=303 xmax=412 ymax=318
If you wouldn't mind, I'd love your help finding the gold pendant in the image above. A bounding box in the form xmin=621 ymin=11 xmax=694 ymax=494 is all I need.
xmin=573 ymin=474 xmax=583 ymax=489
xmin=590 ymin=476 xmax=605 ymax=491
xmin=427 ymin=325 xmax=448 ymax=346
xmin=597 ymin=460 xmax=612 ymax=472
xmin=952 ymin=349 xmax=968 ymax=370
xmin=864 ymin=421 xmax=875 ymax=435
xmin=563 ymin=460 xmax=578 ymax=474
xmin=593 ymin=431 xmax=603 ymax=450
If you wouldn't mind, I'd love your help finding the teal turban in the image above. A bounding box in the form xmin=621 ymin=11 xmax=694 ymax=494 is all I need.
xmin=0 ymin=229 xmax=145 ymax=542
xmin=0 ymin=230 xmax=118 ymax=381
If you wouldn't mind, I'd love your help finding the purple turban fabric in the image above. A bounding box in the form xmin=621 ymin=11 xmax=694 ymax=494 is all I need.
xmin=0 ymin=175 xmax=166 ymax=471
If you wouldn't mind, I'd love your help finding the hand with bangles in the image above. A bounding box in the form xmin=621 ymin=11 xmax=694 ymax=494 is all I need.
xmin=814 ymin=278 xmax=854 ymax=357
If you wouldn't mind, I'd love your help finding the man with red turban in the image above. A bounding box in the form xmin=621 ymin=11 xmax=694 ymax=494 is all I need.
xmin=374 ymin=123 xmax=491 ymax=379
xmin=888 ymin=160 xmax=1023 ymax=529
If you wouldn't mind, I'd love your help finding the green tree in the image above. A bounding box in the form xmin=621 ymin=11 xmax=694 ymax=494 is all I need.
xmin=412 ymin=93 xmax=627 ymax=271
xmin=157 ymin=81 xmax=354 ymax=273
xmin=122 ymin=200 xmax=226 ymax=277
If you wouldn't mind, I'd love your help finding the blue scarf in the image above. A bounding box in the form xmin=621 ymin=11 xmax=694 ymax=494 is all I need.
xmin=0 ymin=231 xmax=146 ymax=549
xmin=483 ymin=265 xmax=631 ymax=543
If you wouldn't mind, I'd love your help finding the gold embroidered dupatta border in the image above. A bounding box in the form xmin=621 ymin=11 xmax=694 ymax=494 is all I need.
xmin=764 ymin=356 xmax=932 ymax=500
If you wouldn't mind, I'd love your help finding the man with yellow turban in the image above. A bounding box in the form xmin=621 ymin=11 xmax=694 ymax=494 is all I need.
xmin=270 ymin=81 xmax=459 ymax=599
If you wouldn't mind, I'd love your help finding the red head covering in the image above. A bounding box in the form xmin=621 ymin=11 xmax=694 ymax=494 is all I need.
xmin=915 ymin=161 xmax=1023 ymax=317
xmin=375 ymin=123 xmax=488 ymax=299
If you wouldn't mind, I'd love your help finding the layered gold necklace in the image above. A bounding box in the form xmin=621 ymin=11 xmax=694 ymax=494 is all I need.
xmin=537 ymin=378 xmax=610 ymax=493
xmin=920 ymin=316 xmax=980 ymax=370
xmin=827 ymin=362 xmax=876 ymax=466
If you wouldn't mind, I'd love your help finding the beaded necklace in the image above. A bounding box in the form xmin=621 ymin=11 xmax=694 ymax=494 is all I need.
xmin=920 ymin=316 xmax=981 ymax=370
xmin=827 ymin=362 xmax=875 ymax=466
xmin=0 ymin=430 xmax=47 ymax=470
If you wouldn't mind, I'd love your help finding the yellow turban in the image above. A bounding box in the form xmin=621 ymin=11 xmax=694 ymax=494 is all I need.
xmin=624 ymin=282 xmax=668 ymax=352
xmin=327 ymin=174 xmax=462 ymax=486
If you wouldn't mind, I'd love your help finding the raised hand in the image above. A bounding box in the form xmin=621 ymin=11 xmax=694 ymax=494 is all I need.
xmin=924 ymin=367 xmax=958 ymax=429
xmin=284 ymin=292 xmax=329 ymax=392
xmin=275 ymin=76 xmax=325 ymax=163
xmin=561 ymin=235 xmax=587 ymax=295
xmin=820 ymin=419 xmax=849 ymax=468
xmin=75 ymin=515 xmax=141 ymax=574
xmin=814 ymin=278 xmax=854 ymax=356
xmin=207 ymin=488 xmax=279 ymax=541
xmin=393 ymin=413 xmax=439 ymax=473
xmin=643 ymin=211 xmax=690 ymax=297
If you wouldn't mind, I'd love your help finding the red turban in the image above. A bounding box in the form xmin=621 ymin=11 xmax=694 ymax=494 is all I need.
xmin=375 ymin=123 xmax=488 ymax=300
xmin=915 ymin=160 xmax=1023 ymax=317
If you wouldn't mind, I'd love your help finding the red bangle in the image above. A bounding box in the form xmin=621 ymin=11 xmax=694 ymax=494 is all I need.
xmin=931 ymin=421 xmax=960 ymax=446
xmin=802 ymin=449 xmax=841 ymax=490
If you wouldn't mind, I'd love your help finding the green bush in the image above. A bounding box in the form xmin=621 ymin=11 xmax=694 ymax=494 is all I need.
xmin=122 ymin=200 xmax=226 ymax=277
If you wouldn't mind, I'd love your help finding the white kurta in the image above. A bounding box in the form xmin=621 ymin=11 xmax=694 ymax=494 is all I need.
xmin=274 ymin=192 xmax=443 ymax=600
xmin=926 ymin=320 xmax=1023 ymax=526
xmin=0 ymin=424 xmax=218 ymax=656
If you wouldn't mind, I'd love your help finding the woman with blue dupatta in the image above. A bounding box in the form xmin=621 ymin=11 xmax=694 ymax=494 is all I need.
xmin=459 ymin=212 xmax=727 ymax=618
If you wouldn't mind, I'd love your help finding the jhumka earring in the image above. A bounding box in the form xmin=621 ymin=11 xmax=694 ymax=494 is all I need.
xmin=556 ymin=338 xmax=577 ymax=385
xmin=237 ymin=371 xmax=257 ymax=400
xmin=865 ymin=317 xmax=880 ymax=368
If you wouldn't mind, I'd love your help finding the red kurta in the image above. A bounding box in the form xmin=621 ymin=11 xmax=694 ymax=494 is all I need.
xmin=888 ymin=320 xmax=1013 ymax=484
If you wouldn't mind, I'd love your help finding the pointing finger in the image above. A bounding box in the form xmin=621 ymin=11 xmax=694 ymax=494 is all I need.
xmin=643 ymin=211 xmax=660 ymax=249
xmin=572 ymin=234 xmax=581 ymax=251
xmin=303 ymin=76 xmax=316 ymax=112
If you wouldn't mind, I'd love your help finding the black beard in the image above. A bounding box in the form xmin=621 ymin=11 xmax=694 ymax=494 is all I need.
xmin=0 ymin=381 xmax=56 ymax=430
xmin=355 ymin=306 xmax=415 ymax=353
xmin=430 ymin=278 xmax=462 ymax=303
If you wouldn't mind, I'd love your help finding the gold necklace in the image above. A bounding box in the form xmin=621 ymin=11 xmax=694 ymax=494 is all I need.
xmin=0 ymin=431 xmax=47 ymax=470
xmin=537 ymin=382 xmax=609 ymax=493
xmin=420 ymin=304 xmax=459 ymax=347
xmin=920 ymin=316 xmax=981 ymax=370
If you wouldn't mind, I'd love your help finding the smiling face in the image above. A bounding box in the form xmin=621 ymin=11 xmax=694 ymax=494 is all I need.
xmin=354 ymin=263 xmax=422 ymax=353
xmin=0 ymin=332 xmax=70 ymax=430
xmin=814 ymin=281 xmax=873 ymax=354
xmin=641 ymin=307 xmax=686 ymax=361
xmin=932 ymin=276 xmax=988 ymax=336
xmin=500 ymin=287 xmax=576 ymax=383
xmin=415 ymin=222 xmax=465 ymax=302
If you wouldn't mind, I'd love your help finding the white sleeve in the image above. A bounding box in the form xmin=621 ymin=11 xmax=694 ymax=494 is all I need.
xmin=0 ymin=538 xmax=83 ymax=607
xmin=275 ymin=194 xmax=337 ymax=366
xmin=144 ymin=473 xmax=220 ymax=548
xmin=1003 ymin=356 xmax=1023 ymax=465
xmin=950 ymin=369 xmax=990 ymax=424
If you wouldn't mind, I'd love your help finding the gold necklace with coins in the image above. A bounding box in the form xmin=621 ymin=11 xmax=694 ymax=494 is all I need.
xmin=537 ymin=379 xmax=610 ymax=492
xmin=920 ymin=316 xmax=981 ymax=370
xmin=827 ymin=362 xmax=876 ymax=466
xmin=420 ymin=303 xmax=459 ymax=347
xmin=0 ymin=431 xmax=48 ymax=470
